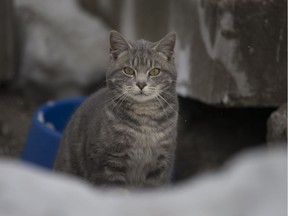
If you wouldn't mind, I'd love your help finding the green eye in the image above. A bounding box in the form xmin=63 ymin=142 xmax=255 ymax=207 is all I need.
xmin=149 ymin=68 xmax=160 ymax=76
xmin=123 ymin=67 xmax=135 ymax=75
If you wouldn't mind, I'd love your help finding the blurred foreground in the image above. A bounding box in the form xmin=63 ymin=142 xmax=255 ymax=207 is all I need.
xmin=0 ymin=147 xmax=286 ymax=216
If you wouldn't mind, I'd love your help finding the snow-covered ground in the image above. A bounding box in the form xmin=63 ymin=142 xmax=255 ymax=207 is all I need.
xmin=0 ymin=147 xmax=285 ymax=216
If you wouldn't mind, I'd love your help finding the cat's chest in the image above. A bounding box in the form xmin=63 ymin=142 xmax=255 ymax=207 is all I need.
xmin=127 ymin=129 xmax=160 ymax=167
xmin=129 ymin=125 xmax=170 ymax=154
xmin=131 ymin=124 xmax=169 ymax=145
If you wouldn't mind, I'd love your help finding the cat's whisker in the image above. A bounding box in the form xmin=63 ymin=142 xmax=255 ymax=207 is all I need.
xmin=105 ymin=92 xmax=126 ymax=105
xmin=156 ymin=93 xmax=180 ymax=118
xmin=112 ymin=92 xmax=126 ymax=106
xmin=154 ymin=95 xmax=168 ymax=119
xmin=116 ymin=93 xmax=128 ymax=112
xmin=166 ymin=80 xmax=178 ymax=83
xmin=105 ymin=92 xmax=124 ymax=103
xmin=112 ymin=92 xmax=128 ymax=111
xmin=125 ymin=87 xmax=134 ymax=91
xmin=106 ymin=78 xmax=125 ymax=81
xmin=154 ymin=95 xmax=177 ymax=125
xmin=160 ymin=91 xmax=176 ymax=98
xmin=104 ymin=95 xmax=120 ymax=104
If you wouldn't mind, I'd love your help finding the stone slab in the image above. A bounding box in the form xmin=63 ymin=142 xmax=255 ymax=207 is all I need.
xmin=172 ymin=0 xmax=287 ymax=107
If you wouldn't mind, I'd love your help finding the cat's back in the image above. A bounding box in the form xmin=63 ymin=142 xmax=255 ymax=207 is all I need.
xmin=54 ymin=87 xmax=110 ymax=171
xmin=68 ymin=87 xmax=110 ymax=139
xmin=62 ymin=87 xmax=108 ymax=133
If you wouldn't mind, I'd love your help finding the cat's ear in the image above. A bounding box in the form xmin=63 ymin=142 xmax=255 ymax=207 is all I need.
xmin=109 ymin=30 xmax=132 ymax=60
xmin=153 ymin=32 xmax=176 ymax=61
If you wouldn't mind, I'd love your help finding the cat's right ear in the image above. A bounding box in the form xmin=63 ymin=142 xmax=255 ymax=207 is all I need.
xmin=109 ymin=31 xmax=132 ymax=60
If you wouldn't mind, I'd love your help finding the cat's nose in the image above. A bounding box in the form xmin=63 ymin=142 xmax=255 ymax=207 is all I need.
xmin=136 ymin=82 xmax=147 ymax=90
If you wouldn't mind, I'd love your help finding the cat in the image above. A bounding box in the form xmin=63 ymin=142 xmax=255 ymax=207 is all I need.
xmin=54 ymin=31 xmax=178 ymax=188
xmin=15 ymin=0 xmax=109 ymax=99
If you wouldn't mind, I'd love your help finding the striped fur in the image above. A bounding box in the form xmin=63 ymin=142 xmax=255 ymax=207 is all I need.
xmin=54 ymin=31 xmax=178 ymax=188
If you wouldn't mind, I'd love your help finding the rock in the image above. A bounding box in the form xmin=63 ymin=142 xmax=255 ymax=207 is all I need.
xmin=267 ymin=103 xmax=287 ymax=144
xmin=172 ymin=0 xmax=286 ymax=106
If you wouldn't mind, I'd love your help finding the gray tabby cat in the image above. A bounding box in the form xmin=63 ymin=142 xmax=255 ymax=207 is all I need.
xmin=54 ymin=31 xmax=178 ymax=187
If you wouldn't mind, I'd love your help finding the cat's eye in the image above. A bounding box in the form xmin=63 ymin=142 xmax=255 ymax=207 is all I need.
xmin=123 ymin=67 xmax=135 ymax=75
xmin=149 ymin=68 xmax=160 ymax=76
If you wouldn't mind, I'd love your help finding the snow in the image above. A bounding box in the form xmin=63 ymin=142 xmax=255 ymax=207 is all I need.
xmin=37 ymin=111 xmax=44 ymax=123
xmin=15 ymin=0 xmax=110 ymax=97
xmin=0 ymin=147 xmax=285 ymax=216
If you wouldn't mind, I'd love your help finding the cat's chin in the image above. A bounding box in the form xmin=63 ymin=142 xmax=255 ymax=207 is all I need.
xmin=128 ymin=93 xmax=155 ymax=103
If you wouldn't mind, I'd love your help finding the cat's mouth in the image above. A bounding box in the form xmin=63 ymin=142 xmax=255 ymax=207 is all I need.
xmin=128 ymin=91 xmax=155 ymax=102
xmin=135 ymin=91 xmax=146 ymax=96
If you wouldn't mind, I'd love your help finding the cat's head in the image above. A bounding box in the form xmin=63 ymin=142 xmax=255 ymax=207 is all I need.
xmin=106 ymin=31 xmax=177 ymax=103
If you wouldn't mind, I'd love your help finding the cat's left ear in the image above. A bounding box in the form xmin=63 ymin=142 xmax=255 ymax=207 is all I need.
xmin=153 ymin=32 xmax=176 ymax=61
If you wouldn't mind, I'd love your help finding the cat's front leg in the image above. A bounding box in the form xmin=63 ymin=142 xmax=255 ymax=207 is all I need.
xmin=144 ymin=145 xmax=175 ymax=187
xmin=145 ymin=164 xmax=172 ymax=187
xmin=96 ymin=138 xmax=132 ymax=186
xmin=87 ymin=159 xmax=128 ymax=186
xmin=102 ymin=153 xmax=128 ymax=186
xmin=90 ymin=147 xmax=130 ymax=186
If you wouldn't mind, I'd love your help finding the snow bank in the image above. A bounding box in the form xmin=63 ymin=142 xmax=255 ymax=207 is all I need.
xmin=0 ymin=147 xmax=285 ymax=216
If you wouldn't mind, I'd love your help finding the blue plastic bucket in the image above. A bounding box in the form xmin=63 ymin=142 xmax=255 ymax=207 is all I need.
xmin=21 ymin=97 xmax=85 ymax=168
